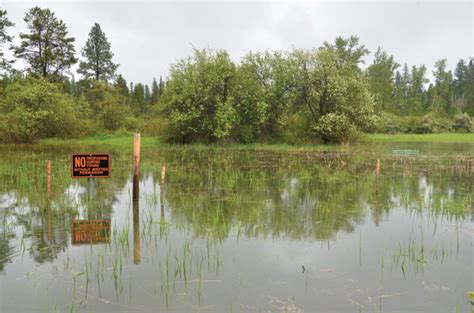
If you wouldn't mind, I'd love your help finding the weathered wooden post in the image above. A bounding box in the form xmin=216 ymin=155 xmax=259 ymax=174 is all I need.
xmin=161 ymin=165 xmax=166 ymax=185
xmin=376 ymin=159 xmax=381 ymax=176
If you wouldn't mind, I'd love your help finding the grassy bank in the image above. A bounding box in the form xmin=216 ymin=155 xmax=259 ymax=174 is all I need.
xmin=34 ymin=133 xmax=474 ymax=150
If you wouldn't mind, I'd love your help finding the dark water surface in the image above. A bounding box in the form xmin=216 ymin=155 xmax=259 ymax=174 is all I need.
xmin=0 ymin=142 xmax=472 ymax=312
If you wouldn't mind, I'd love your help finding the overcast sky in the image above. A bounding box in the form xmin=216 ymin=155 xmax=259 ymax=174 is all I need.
xmin=2 ymin=1 xmax=473 ymax=84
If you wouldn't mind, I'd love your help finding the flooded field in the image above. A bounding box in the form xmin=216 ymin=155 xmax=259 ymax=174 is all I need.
xmin=0 ymin=142 xmax=472 ymax=312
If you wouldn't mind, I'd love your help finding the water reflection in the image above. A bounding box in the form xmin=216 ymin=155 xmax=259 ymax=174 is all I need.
xmin=0 ymin=146 xmax=472 ymax=312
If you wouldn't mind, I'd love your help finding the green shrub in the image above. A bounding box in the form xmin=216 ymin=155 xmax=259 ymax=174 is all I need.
xmin=313 ymin=113 xmax=358 ymax=143
xmin=452 ymin=113 xmax=473 ymax=133
xmin=0 ymin=77 xmax=82 ymax=143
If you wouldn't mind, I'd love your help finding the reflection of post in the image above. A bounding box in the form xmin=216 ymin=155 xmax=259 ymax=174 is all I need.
xmin=133 ymin=134 xmax=140 ymax=201
xmin=133 ymin=133 xmax=141 ymax=264
xmin=47 ymin=199 xmax=52 ymax=242
xmin=46 ymin=160 xmax=51 ymax=197
xmin=133 ymin=197 xmax=141 ymax=264
xmin=46 ymin=160 xmax=52 ymax=241
xmin=160 ymin=165 xmax=165 ymax=220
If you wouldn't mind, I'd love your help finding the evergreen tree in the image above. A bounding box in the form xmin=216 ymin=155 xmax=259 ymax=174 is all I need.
xmin=408 ymin=65 xmax=428 ymax=114
xmin=466 ymin=59 xmax=474 ymax=115
xmin=150 ymin=77 xmax=160 ymax=105
xmin=0 ymin=10 xmax=14 ymax=73
xmin=367 ymin=47 xmax=399 ymax=111
xmin=114 ymin=74 xmax=129 ymax=96
xmin=13 ymin=7 xmax=77 ymax=79
xmin=145 ymin=84 xmax=151 ymax=104
xmin=78 ymin=23 xmax=118 ymax=81
xmin=131 ymin=83 xmax=146 ymax=114
xmin=158 ymin=76 xmax=165 ymax=96
xmin=453 ymin=59 xmax=469 ymax=112
xmin=431 ymin=59 xmax=453 ymax=115
xmin=393 ymin=64 xmax=411 ymax=114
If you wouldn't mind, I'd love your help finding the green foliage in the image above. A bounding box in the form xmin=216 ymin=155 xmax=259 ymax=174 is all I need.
xmin=1 ymin=6 xmax=472 ymax=144
xmin=313 ymin=113 xmax=358 ymax=143
xmin=0 ymin=77 xmax=82 ymax=143
xmin=160 ymin=37 xmax=376 ymax=144
xmin=13 ymin=7 xmax=77 ymax=79
xmin=452 ymin=113 xmax=473 ymax=133
xmin=78 ymin=23 xmax=118 ymax=81
xmin=0 ymin=10 xmax=14 ymax=73
xmin=367 ymin=47 xmax=399 ymax=111
xmin=85 ymin=81 xmax=134 ymax=131
xmin=161 ymin=49 xmax=236 ymax=143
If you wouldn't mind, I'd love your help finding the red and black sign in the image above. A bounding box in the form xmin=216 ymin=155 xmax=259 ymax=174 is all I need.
xmin=71 ymin=154 xmax=110 ymax=178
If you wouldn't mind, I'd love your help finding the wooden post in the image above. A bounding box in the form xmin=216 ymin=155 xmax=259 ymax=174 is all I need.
xmin=376 ymin=159 xmax=381 ymax=176
xmin=133 ymin=134 xmax=141 ymax=200
xmin=161 ymin=165 xmax=166 ymax=185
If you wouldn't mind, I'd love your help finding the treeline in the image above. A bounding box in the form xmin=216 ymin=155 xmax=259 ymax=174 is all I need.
xmin=0 ymin=7 xmax=473 ymax=144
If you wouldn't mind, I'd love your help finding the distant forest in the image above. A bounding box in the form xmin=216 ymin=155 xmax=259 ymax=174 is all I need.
xmin=0 ymin=7 xmax=473 ymax=144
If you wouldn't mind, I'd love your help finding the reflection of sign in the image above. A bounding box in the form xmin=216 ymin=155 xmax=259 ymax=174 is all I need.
xmin=71 ymin=220 xmax=111 ymax=245
xmin=71 ymin=154 xmax=110 ymax=178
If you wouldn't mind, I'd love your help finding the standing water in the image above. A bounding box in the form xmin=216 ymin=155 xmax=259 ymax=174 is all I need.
xmin=0 ymin=142 xmax=472 ymax=312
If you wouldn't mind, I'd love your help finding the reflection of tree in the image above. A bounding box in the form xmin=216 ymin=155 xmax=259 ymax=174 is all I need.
xmin=160 ymin=151 xmax=472 ymax=241
xmin=0 ymin=147 xmax=471 ymax=271
xmin=0 ymin=147 xmax=133 ymax=267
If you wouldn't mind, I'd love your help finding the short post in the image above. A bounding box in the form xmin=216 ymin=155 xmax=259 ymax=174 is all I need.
xmin=46 ymin=159 xmax=51 ymax=197
xmin=376 ymin=159 xmax=381 ymax=176
xmin=161 ymin=165 xmax=166 ymax=185
xmin=133 ymin=134 xmax=141 ymax=200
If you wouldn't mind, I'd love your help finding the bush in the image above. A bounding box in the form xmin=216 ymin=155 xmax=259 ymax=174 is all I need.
xmin=452 ymin=113 xmax=473 ymax=133
xmin=313 ymin=113 xmax=359 ymax=143
xmin=412 ymin=114 xmax=452 ymax=133
xmin=0 ymin=77 xmax=82 ymax=143
xmin=143 ymin=117 xmax=168 ymax=137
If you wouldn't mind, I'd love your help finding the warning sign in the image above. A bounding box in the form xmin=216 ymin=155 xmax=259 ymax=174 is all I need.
xmin=71 ymin=220 xmax=111 ymax=245
xmin=71 ymin=154 xmax=110 ymax=178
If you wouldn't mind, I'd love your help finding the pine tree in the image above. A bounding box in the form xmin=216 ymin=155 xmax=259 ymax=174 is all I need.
xmin=114 ymin=74 xmax=129 ymax=96
xmin=150 ymin=77 xmax=160 ymax=105
xmin=159 ymin=76 xmax=165 ymax=96
xmin=78 ymin=23 xmax=118 ymax=81
xmin=408 ymin=65 xmax=428 ymax=114
xmin=431 ymin=59 xmax=453 ymax=115
xmin=453 ymin=59 xmax=469 ymax=112
xmin=13 ymin=7 xmax=77 ymax=79
xmin=367 ymin=47 xmax=399 ymax=111
xmin=131 ymin=83 xmax=146 ymax=114
xmin=0 ymin=10 xmax=14 ymax=72
xmin=393 ymin=64 xmax=411 ymax=114
xmin=145 ymin=84 xmax=151 ymax=104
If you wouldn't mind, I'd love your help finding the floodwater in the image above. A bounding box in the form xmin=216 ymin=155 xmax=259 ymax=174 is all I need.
xmin=0 ymin=142 xmax=472 ymax=312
